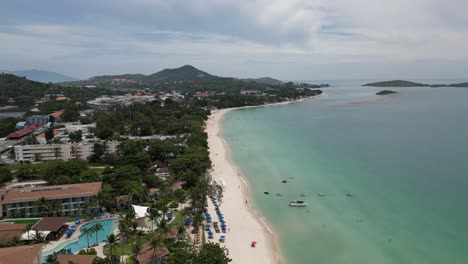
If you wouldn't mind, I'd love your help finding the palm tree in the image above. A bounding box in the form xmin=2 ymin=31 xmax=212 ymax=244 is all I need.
xmin=37 ymin=197 xmax=49 ymax=217
xmin=131 ymin=242 xmax=142 ymax=262
xmin=117 ymin=220 xmax=128 ymax=263
xmin=147 ymin=209 xmax=160 ymax=232
xmin=32 ymin=230 xmax=49 ymax=244
xmin=136 ymin=230 xmax=145 ymax=245
xmin=92 ymin=223 xmax=104 ymax=245
xmin=157 ymin=218 xmax=170 ymax=238
xmin=106 ymin=234 xmax=116 ymax=258
xmin=149 ymin=233 xmax=163 ymax=260
xmin=25 ymin=224 xmax=33 ymax=240
xmin=80 ymin=227 xmax=93 ymax=249
xmin=48 ymin=199 xmax=61 ymax=216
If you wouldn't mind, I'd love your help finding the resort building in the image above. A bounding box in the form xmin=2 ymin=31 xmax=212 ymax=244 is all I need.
xmin=0 ymin=182 xmax=102 ymax=218
xmin=0 ymin=223 xmax=27 ymax=244
xmin=0 ymin=244 xmax=43 ymax=264
xmin=7 ymin=124 xmax=43 ymax=140
xmin=137 ymin=244 xmax=170 ymax=264
xmin=14 ymin=141 xmax=119 ymax=162
xmin=26 ymin=115 xmax=50 ymax=126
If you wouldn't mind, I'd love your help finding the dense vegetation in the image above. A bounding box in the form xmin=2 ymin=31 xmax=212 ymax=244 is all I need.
xmin=364 ymin=80 xmax=468 ymax=87
xmin=0 ymin=73 xmax=120 ymax=107
xmin=376 ymin=90 xmax=398 ymax=95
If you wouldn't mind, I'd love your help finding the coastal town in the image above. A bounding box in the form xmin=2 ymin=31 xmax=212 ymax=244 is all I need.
xmin=0 ymin=69 xmax=323 ymax=264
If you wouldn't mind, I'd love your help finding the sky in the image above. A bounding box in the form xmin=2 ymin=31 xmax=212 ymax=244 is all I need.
xmin=1 ymin=0 xmax=468 ymax=81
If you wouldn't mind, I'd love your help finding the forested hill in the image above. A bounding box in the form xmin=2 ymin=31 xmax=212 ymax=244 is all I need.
xmin=363 ymin=80 xmax=427 ymax=87
xmin=62 ymin=65 xmax=291 ymax=91
xmin=364 ymin=80 xmax=468 ymax=87
xmin=0 ymin=73 xmax=116 ymax=106
xmin=10 ymin=69 xmax=76 ymax=83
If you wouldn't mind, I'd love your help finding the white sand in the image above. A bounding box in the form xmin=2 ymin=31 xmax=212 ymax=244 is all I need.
xmin=206 ymin=108 xmax=282 ymax=264
xmin=206 ymin=97 xmax=319 ymax=263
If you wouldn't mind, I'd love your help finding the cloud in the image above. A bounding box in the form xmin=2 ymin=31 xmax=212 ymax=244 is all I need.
xmin=1 ymin=0 xmax=468 ymax=79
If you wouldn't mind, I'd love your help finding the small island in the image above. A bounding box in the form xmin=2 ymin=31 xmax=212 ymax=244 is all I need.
xmin=364 ymin=80 xmax=468 ymax=88
xmin=376 ymin=90 xmax=398 ymax=95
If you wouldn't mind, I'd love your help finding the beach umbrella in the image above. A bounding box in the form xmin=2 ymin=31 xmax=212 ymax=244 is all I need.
xmin=206 ymin=224 xmax=211 ymax=228
xmin=220 ymin=236 xmax=226 ymax=239
xmin=208 ymin=231 xmax=214 ymax=236
xmin=221 ymin=223 xmax=227 ymax=227
xmin=252 ymin=241 xmax=257 ymax=245
xmin=219 ymin=216 xmax=224 ymax=219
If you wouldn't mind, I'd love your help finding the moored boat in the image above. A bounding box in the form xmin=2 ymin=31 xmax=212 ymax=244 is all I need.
xmin=289 ymin=200 xmax=307 ymax=207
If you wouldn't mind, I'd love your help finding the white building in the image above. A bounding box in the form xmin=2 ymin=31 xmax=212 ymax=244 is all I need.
xmin=14 ymin=141 xmax=119 ymax=162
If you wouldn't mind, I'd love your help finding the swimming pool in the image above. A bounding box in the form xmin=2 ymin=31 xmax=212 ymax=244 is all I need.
xmin=43 ymin=219 xmax=116 ymax=259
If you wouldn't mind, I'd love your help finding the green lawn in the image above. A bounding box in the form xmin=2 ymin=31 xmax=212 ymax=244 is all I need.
xmin=103 ymin=234 xmax=152 ymax=256
xmin=169 ymin=211 xmax=183 ymax=228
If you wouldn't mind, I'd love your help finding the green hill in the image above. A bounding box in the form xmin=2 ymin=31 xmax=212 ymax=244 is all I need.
xmin=364 ymin=80 xmax=427 ymax=87
xmin=146 ymin=65 xmax=216 ymax=83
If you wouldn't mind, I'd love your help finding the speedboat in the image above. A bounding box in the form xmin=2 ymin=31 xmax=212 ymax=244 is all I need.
xmin=289 ymin=200 xmax=308 ymax=207
xmin=346 ymin=192 xmax=353 ymax=197
xmin=318 ymin=193 xmax=326 ymax=197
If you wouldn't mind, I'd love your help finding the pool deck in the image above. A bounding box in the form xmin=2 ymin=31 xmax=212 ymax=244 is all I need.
xmin=42 ymin=216 xmax=118 ymax=254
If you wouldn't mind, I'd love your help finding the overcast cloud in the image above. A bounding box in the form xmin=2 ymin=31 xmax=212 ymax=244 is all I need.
xmin=1 ymin=0 xmax=467 ymax=80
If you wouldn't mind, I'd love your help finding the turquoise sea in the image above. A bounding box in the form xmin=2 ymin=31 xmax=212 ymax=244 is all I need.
xmin=222 ymin=84 xmax=468 ymax=264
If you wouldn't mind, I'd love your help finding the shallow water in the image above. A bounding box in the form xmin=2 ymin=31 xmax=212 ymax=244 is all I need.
xmin=222 ymin=86 xmax=468 ymax=264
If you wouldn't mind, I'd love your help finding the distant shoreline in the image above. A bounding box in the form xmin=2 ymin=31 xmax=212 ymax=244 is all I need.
xmin=364 ymin=80 xmax=468 ymax=87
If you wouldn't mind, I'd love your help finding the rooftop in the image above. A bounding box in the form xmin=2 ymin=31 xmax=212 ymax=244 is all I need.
xmin=33 ymin=217 xmax=68 ymax=232
xmin=57 ymin=254 xmax=96 ymax=264
xmin=0 ymin=223 xmax=27 ymax=244
xmin=0 ymin=244 xmax=43 ymax=264
xmin=1 ymin=182 xmax=102 ymax=204
xmin=137 ymin=244 xmax=169 ymax=264
xmin=7 ymin=124 xmax=43 ymax=139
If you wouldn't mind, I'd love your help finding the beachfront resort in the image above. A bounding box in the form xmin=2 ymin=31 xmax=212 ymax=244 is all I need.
xmin=0 ymin=175 xmax=235 ymax=264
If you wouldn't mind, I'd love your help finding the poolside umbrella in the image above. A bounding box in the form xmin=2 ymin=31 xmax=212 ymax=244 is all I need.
xmin=205 ymin=224 xmax=211 ymax=229
xmin=208 ymin=231 xmax=214 ymax=237
xmin=251 ymin=241 xmax=257 ymax=245
xmin=220 ymin=235 xmax=226 ymax=239
xmin=221 ymin=223 xmax=227 ymax=227
xmin=219 ymin=215 xmax=224 ymax=219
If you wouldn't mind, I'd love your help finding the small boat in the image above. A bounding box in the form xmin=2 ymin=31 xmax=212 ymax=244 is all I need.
xmin=299 ymin=193 xmax=307 ymax=197
xmin=281 ymin=180 xmax=287 ymax=183
xmin=264 ymin=192 xmax=270 ymax=195
xmin=276 ymin=193 xmax=282 ymax=196
xmin=289 ymin=200 xmax=308 ymax=207
xmin=318 ymin=193 xmax=326 ymax=197
xmin=346 ymin=192 xmax=353 ymax=197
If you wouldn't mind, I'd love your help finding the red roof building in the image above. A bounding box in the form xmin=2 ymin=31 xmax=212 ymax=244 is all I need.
xmin=7 ymin=124 xmax=43 ymax=140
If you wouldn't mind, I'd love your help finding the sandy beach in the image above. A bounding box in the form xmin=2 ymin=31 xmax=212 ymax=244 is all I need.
xmin=206 ymin=108 xmax=281 ymax=264
xmin=205 ymin=98 xmax=316 ymax=264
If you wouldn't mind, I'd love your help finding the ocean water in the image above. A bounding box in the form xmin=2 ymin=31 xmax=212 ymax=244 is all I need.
xmin=222 ymin=85 xmax=468 ymax=264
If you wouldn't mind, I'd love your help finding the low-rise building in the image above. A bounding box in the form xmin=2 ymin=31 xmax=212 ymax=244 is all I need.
xmin=26 ymin=115 xmax=50 ymax=126
xmin=0 ymin=182 xmax=102 ymax=218
xmin=7 ymin=124 xmax=43 ymax=140
xmin=14 ymin=141 xmax=119 ymax=162
xmin=137 ymin=244 xmax=170 ymax=264
xmin=0 ymin=244 xmax=43 ymax=264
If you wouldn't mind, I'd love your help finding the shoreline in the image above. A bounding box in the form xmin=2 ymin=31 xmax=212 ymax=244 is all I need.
xmin=205 ymin=96 xmax=319 ymax=264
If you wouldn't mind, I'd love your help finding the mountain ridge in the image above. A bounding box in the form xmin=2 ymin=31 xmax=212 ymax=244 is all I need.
xmin=6 ymin=69 xmax=77 ymax=83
